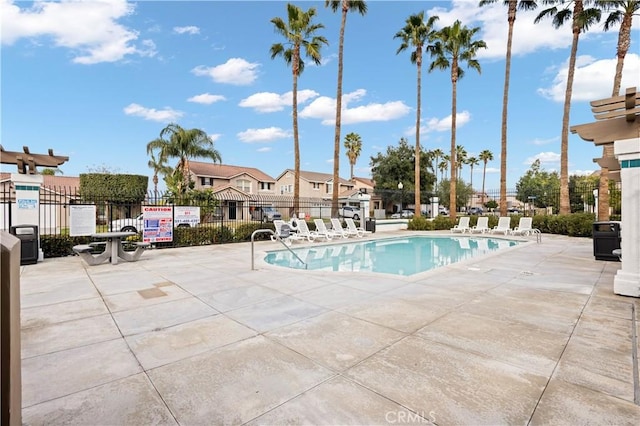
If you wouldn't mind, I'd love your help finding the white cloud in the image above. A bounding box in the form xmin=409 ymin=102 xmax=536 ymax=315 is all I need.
xmin=123 ymin=103 xmax=183 ymax=122
xmin=0 ymin=0 xmax=156 ymax=64
xmin=192 ymin=58 xmax=260 ymax=85
xmin=239 ymin=90 xmax=319 ymax=113
xmin=237 ymin=127 xmax=291 ymax=143
xmin=484 ymin=167 xmax=500 ymax=174
xmin=406 ymin=111 xmax=472 ymax=135
xmin=538 ymin=54 xmax=640 ymax=102
xmin=299 ymin=89 xmax=410 ymax=125
xmin=531 ymin=136 xmax=559 ymax=146
xmin=208 ymin=133 xmax=222 ymax=142
xmin=524 ymin=152 xmax=560 ymax=166
xmin=571 ymin=169 xmax=596 ymax=176
xmin=187 ymin=93 xmax=226 ymax=105
xmin=173 ymin=26 xmax=199 ymax=35
xmin=307 ymin=53 xmax=337 ymax=67
xmin=257 ymin=147 xmax=272 ymax=152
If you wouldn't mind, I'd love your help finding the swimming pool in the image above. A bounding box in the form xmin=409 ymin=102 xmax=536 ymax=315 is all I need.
xmin=264 ymin=235 xmax=521 ymax=276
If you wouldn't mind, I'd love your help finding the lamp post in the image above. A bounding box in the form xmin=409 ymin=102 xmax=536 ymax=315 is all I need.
xmin=398 ymin=181 xmax=404 ymax=213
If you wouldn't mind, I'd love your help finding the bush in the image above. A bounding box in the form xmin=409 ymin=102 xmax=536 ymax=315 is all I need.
xmin=234 ymin=222 xmax=274 ymax=241
xmin=407 ymin=216 xmax=433 ymax=231
xmin=40 ymin=235 xmax=92 ymax=258
xmin=432 ymin=215 xmax=456 ymax=230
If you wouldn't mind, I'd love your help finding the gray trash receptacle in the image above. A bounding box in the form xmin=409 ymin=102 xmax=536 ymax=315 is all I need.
xmin=365 ymin=217 xmax=376 ymax=233
xmin=9 ymin=224 xmax=39 ymax=265
xmin=592 ymin=221 xmax=621 ymax=261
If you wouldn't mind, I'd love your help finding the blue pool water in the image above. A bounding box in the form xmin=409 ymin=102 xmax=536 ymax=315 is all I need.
xmin=264 ymin=236 xmax=521 ymax=276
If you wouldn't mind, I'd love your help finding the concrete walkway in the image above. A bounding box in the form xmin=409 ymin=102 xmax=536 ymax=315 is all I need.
xmin=19 ymin=232 xmax=639 ymax=425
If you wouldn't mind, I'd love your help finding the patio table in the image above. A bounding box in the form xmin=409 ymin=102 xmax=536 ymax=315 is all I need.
xmin=91 ymin=231 xmax=136 ymax=265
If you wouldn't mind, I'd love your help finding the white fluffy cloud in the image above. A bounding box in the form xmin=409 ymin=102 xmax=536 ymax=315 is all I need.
xmin=192 ymin=58 xmax=260 ymax=86
xmin=299 ymin=89 xmax=410 ymax=125
xmin=538 ymin=54 xmax=640 ymax=102
xmin=239 ymin=90 xmax=319 ymax=113
xmin=406 ymin=111 xmax=472 ymax=135
xmin=0 ymin=0 xmax=156 ymax=64
xmin=187 ymin=93 xmax=226 ymax=105
xmin=173 ymin=26 xmax=199 ymax=35
xmin=524 ymin=151 xmax=561 ymax=166
xmin=123 ymin=103 xmax=183 ymax=122
xmin=237 ymin=127 xmax=292 ymax=143
xmin=531 ymin=136 xmax=559 ymax=146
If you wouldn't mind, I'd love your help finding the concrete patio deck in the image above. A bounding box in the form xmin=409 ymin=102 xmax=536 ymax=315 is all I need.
xmin=19 ymin=232 xmax=640 ymax=425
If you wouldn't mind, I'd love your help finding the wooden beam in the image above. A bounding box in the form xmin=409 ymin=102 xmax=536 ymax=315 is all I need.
xmin=594 ymin=106 xmax=640 ymax=121
xmin=571 ymin=115 xmax=640 ymax=145
xmin=590 ymin=86 xmax=638 ymax=107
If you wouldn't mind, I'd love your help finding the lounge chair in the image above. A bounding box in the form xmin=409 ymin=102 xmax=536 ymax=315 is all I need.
xmin=510 ymin=217 xmax=542 ymax=242
xmin=292 ymin=219 xmax=316 ymax=242
xmin=313 ymin=219 xmax=336 ymax=241
xmin=491 ymin=217 xmax=512 ymax=235
xmin=469 ymin=216 xmax=490 ymax=234
xmin=344 ymin=218 xmax=365 ymax=238
xmin=329 ymin=218 xmax=350 ymax=239
xmin=450 ymin=216 xmax=470 ymax=233
xmin=270 ymin=220 xmax=293 ymax=246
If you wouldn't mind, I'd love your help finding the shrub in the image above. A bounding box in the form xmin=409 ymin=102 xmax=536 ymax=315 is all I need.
xmin=234 ymin=222 xmax=274 ymax=241
xmin=432 ymin=215 xmax=456 ymax=230
xmin=407 ymin=216 xmax=433 ymax=231
xmin=40 ymin=235 xmax=92 ymax=258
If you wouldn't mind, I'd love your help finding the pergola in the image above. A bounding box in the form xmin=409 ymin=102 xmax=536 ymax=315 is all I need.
xmin=571 ymin=86 xmax=640 ymax=297
xmin=0 ymin=145 xmax=69 ymax=174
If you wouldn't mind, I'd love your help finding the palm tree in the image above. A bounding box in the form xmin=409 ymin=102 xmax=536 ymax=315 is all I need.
xmin=595 ymin=0 xmax=638 ymax=221
xmin=395 ymin=11 xmax=440 ymax=218
xmin=431 ymin=148 xmax=444 ymax=189
xmin=429 ymin=20 xmax=486 ymax=221
xmin=147 ymin=149 xmax=172 ymax=202
xmin=479 ymin=0 xmax=538 ymax=216
xmin=456 ymin=144 xmax=468 ymax=178
xmin=479 ymin=149 xmax=494 ymax=205
xmin=535 ymin=0 xmax=601 ymax=214
xmin=467 ymin=155 xmax=479 ymax=210
xmin=271 ymin=4 xmax=328 ymax=211
xmin=146 ymin=123 xmax=221 ymax=195
xmin=325 ymin=1 xmax=367 ymax=216
xmin=343 ymin=132 xmax=363 ymax=180
xmin=438 ymin=156 xmax=449 ymax=183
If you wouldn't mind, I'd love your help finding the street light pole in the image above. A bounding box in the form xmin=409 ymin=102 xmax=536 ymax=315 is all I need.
xmin=398 ymin=181 xmax=404 ymax=212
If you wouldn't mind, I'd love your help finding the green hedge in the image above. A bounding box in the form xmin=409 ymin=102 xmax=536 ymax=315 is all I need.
xmin=407 ymin=213 xmax=596 ymax=237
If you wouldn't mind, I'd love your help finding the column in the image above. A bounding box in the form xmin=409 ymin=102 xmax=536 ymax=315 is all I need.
xmin=613 ymin=138 xmax=640 ymax=297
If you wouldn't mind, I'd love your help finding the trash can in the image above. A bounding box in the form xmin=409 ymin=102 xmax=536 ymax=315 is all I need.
xmin=365 ymin=217 xmax=376 ymax=233
xmin=9 ymin=224 xmax=39 ymax=265
xmin=592 ymin=221 xmax=621 ymax=261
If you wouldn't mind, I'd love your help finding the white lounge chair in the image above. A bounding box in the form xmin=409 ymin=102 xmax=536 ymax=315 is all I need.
xmin=451 ymin=216 xmax=471 ymax=233
xmin=469 ymin=216 xmax=490 ymax=234
xmin=344 ymin=218 xmax=365 ymax=238
xmin=329 ymin=218 xmax=350 ymax=239
xmin=270 ymin=220 xmax=293 ymax=246
xmin=491 ymin=217 xmax=512 ymax=235
xmin=510 ymin=217 xmax=542 ymax=241
xmin=291 ymin=219 xmax=317 ymax=242
xmin=313 ymin=219 xmax=336 ymax=241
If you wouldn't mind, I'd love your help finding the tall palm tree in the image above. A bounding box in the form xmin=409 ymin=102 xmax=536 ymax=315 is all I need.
xmin=438 ymin=156 xmax=449 ymax=183
xmin=535 ymin=0 xmax=601 ymax=214
xmin=343 ymin=132 xmax=363 ymax=180
xmin=595 ymin=0 xmax=638 ymax=221
xmin=147 ymin=149 xmax=172 ymax=202
xmin=467 ymin=155 xmax=479 ymax=210
xmin=271 ymin=4 xmax=328 ymax=210
xmin=479 ymin=0 xmax=538 ymax=215
xmin=146 ymin=123 xmax=221 ymax=195
xmin=479 ymin=149 xmax=494 ymax=205
xmin=325 ymin=1 xmax=367 ymax=216
xmin=431 ymin=148 xmax=444 ymax=189
xmin=395 ymin=11 xmax=440 ymax=218
xmin=429 ymin=20 xmax=486 ymax=221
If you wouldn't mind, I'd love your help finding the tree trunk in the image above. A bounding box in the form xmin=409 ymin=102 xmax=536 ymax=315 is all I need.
xmin=450 ymin=64 xmax=458 ymax=221
xmin=559 ymin=7 xmax=582 ymax=215
xmin=331 ymin=6 xmax=348 ymax=217
xmin=481 ymin=162 xmax=487 ymax=206
xmin=293 ymin=44 xmax=301 ymax=212
xmin=500 ymin=1 xmax=516 ymax=216
xmin=415 ymin=49 xmax=422 ymax=218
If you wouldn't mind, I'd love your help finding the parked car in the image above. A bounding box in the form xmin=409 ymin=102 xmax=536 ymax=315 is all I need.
xmin=401 ymin=209 xmax=414 ymax=218
xmin=339 ymin=206 xmax=361 ymax=220
xmin=508 ymin=207 xmax=520 ymax=215
xmin=468 ymin=207 xmax=484 ymax=215
xmin=250 ymin=206 xmax=282 ymax=223
xmin=109 ymin=214 xmax=144 ymax=233
xmin=439 ymin=206 xmax=450 ymax=216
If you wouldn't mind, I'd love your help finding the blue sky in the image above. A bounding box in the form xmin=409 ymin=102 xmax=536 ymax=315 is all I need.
xmin=2 ymin=0 xmax=639 ymax=192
